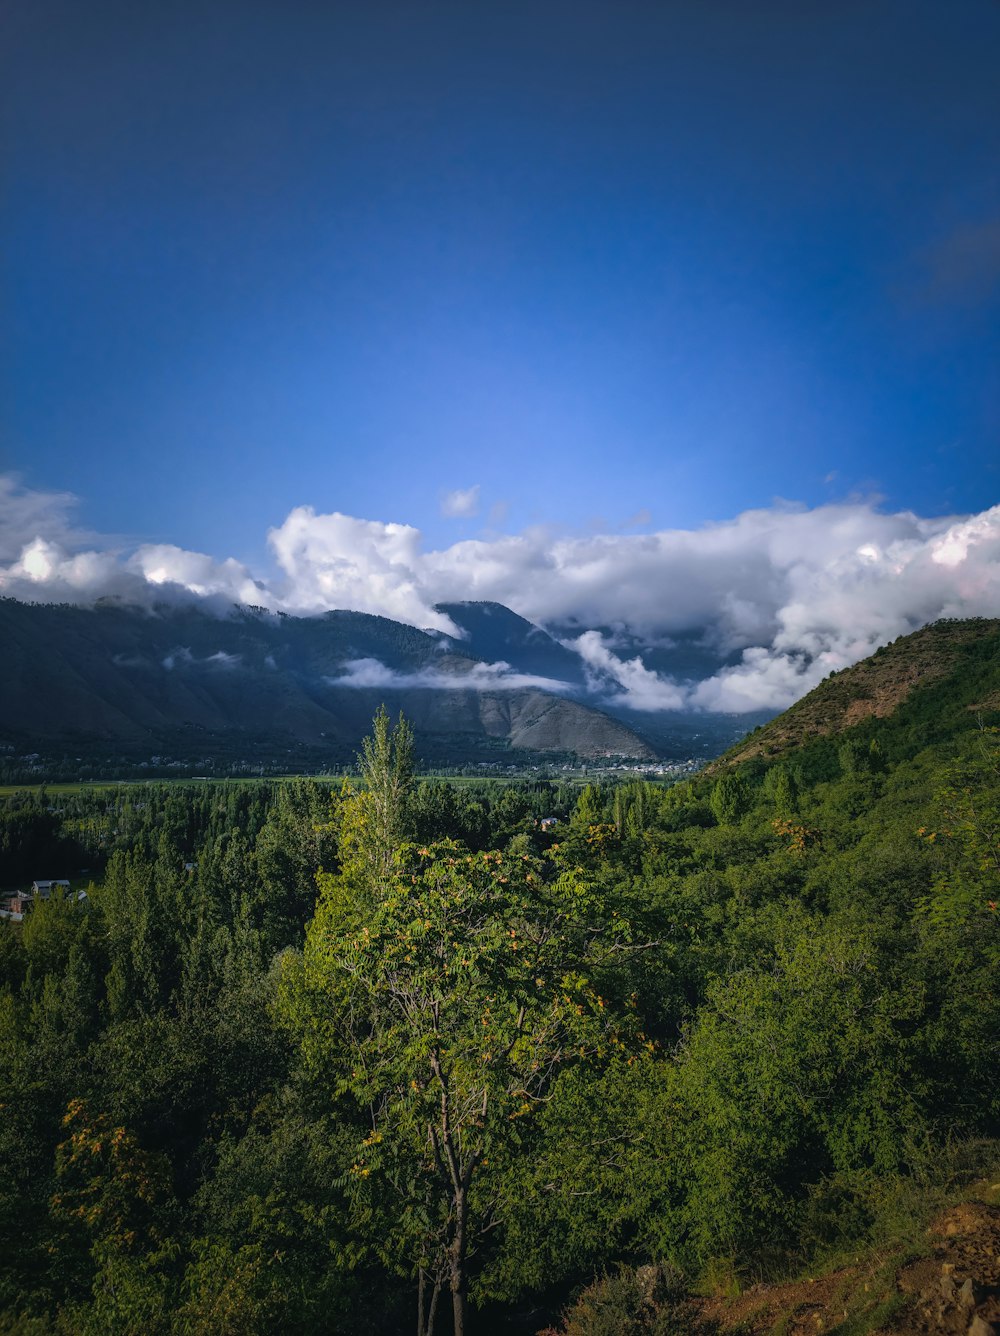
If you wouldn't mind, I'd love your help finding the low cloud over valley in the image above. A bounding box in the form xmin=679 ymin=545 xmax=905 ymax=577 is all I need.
xmin=3 ymin=473 xmax=1000 ymax=714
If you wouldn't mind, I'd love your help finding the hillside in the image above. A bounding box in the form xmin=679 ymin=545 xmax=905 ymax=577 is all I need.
xmin=438 ymin=600 xmax=763 ymax=757
xmin=0 ymin=597 xmax=654 ymax=768
xmin=548 ymin=1181 xmax=1000 ymax=1336
xmin=702 ymin=1191 xmax=1000 ymax=1335
xmin=436 ymin=601 xmax=590 ymax=687
xmin=708 ymin=618 xmax=1000 ymax=772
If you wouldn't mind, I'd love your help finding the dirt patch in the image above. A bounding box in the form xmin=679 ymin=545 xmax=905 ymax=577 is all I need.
xmin=691 ymin=1197 xmax=1000 ymax=1336
xmin=887 ymin=1201 xmax=1000 ymax=1335
xmin=709 ymin=619 xmax=1000 ymax=774
xmin=697 ymin=1265 xmax=862 ymax=1333
xmin=840 ymin=668 xmax=938 ymax=726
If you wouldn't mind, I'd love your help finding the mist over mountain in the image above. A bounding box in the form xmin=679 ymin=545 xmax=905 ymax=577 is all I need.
xmin=434 ymin=602 xmax=590 ymax=688
xmin=435 ymin=601 xmax=773 ymax=757
xmin=4 ymin=477 xmax=1000 ymax=774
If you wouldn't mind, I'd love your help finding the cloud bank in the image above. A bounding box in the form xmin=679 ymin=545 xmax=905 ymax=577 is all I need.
xmin=326 ymin=657 xmax=573 ymax=694
xmin=3 ymin=473 xmax=1000 ymax=714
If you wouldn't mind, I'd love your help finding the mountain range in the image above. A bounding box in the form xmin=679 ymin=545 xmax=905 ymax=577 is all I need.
xmin=0 ymin=597 xmax=675 ymax=771
xmin=28 ymin=594 xmax=1000 ymax=780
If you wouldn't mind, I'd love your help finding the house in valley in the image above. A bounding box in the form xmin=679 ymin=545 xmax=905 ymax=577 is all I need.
xmin=31 ymin=880 xmax=71 ymax=899
xmin=1 ymin=879 xmax=74 ymax=922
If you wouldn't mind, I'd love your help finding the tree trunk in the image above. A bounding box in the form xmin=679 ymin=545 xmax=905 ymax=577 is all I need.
xmin=417 ymin=1267 xmax=442 ymax=1336
xmin=450 ymin=1187 xmax=468 ymax=1336
xmin=451 ymin=1281 xmax=466 ymax=1336
xmin=428 ymin=1277 xmax=441 ymax=1334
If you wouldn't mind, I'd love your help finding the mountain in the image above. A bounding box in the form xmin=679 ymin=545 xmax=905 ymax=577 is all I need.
xmin=434 ymin=601 xmax=590 ymax=687
xmin=708 ymin=616 xmax=1000 ymax=772
xmin=436 ymin=600 xmax=770 ymax=758
xmin=0 ymin=597 xmax=654 ymax=768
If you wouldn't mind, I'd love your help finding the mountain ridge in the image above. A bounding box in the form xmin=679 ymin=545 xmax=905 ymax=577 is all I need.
xmin=0 ymin=596 xmax=655 ymax=765
xmin=707 ymin=616 xmax=1000 ymax=773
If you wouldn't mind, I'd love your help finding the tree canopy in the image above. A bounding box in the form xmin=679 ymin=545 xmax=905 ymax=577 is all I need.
xmin=0 ymin=708 xmax=998 ymax=1333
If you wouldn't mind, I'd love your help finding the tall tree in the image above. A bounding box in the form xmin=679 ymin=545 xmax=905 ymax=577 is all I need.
xmin=338 ymin=705 xmax=415 ymax=898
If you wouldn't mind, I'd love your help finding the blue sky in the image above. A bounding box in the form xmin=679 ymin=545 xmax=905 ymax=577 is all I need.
xmin=5 ymin=0 xmax=1000 ymax=575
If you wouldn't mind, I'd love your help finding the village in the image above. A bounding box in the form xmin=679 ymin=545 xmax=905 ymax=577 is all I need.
xmin=0 ymin=879 xmax=85 ymax=922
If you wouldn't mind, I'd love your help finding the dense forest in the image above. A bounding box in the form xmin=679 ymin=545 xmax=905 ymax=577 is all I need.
xmin=1 ymin=623 xmax=999 ymax=1333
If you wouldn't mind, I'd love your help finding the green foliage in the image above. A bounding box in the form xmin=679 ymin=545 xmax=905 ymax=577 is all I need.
xmin=709 ymin=770 xmax=751 ymax=825
xmin=663 ymin=909 xmax=925 ymax=1267
xmin=337 ymin=705 xmax=415 ymax=897
xmin=288 ymin=839 xmax=647 ymax=1328
xmin=574 ymin=784 xmax=603 ymax=827
xmin=541 ymin=1264 xmax=701 ymax=1336
xmin=611 ymin=781 xmax=659 ymax=839
xmin=251 ymin=781 xmax=336 ymax=944
xmin=768 ymin=765 xmax=799 ymax=817
xmin=49 ymin=1099 xmax=179 ymax=1330
xmin=1 ymin=691 xmax=1000 ymax=1332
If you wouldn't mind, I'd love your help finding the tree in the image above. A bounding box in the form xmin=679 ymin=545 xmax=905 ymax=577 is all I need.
xmin=253 ymin=781 xmax=336 ymax=943
xmin=286 ymin=844 xmax=642 ymax=1336
xmin=662 ymin=908 xmax=924 ymax=1268
xmin=612 ymin=781 xmax=657 ymax=839
xmin=50 ymin=1099 xmax=178 ymax=1329
xmin=338 ymin=705 xmax=415 ymax=897
xmin=710 ymin=770 xmax=752 ymax=826
xmin=914 ymin=730 xmax=1000 ymax=1124
xmin=769 ymin=766 xmax=799 ymax=818
xmin=98 ymin=849 xmax=185 ymax=1022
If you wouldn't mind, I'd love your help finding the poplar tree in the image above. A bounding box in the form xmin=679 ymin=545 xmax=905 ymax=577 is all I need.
xmin=338 ymin=705 xmax=415 ymax=898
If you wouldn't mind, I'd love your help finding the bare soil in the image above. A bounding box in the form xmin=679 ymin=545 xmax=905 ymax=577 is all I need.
xmin=693 ymin=1193 xmax=1000 ymax=1336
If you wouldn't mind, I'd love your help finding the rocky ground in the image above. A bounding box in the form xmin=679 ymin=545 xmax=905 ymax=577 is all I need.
xmin=694 ymin=1190 xmax=1000 ymax=1336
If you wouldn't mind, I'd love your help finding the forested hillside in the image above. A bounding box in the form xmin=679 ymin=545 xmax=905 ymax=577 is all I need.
xmin=0 ymin=621 xmax=998 ymax=1334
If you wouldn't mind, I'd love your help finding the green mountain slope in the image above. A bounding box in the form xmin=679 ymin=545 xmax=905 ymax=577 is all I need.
xmin=709 ymin=617 xmax=1000 ymax=773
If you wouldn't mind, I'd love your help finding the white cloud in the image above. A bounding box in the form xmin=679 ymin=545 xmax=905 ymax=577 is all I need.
xmin=0 ymin=534 xmax=146 ymax=605
xmin=0 ymin=478 xmax=271 ymax=610
xmin=206 ymin=650 xmax=241 ymax=669
xmin=688 ymin=648 xmax=820 ymax=713
xmin=266 ymin=506 xmax=459 ymax=633
xmin=132 ymin=544 xmax=271 ymax=606
xmin=326 ymin=657 xmax=572 ymax=693
xmin=568 ymin=631 xmax=687 ymax=711
xmin=161 ymin=648 xmax=242 ymax=671
xmin=4 ymin=473 xmax=1000 ymax=714
xmin=0 ymin=475 xmax=80 ymax=562
xmin=441 ymin=485 xmax=481 ymax=518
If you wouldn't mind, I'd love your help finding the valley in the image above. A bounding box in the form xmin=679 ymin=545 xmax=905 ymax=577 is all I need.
xmin=1 ymin=617 xmax=998 ymax=1333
